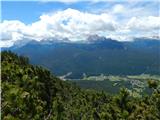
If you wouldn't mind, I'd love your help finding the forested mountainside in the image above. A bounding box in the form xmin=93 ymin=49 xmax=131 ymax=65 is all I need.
xmin=4 ymin=38 xmax=160 ymax=78
xmin=1 ymin=51 xmax=160 ymax=120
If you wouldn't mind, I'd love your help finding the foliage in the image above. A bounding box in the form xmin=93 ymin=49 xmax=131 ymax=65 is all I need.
xmin=1 ymin=51 xmax=160 ymax=120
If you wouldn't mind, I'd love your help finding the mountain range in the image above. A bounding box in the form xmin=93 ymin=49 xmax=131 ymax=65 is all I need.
xmin=2 ymin=35 xmax=160 ymax=78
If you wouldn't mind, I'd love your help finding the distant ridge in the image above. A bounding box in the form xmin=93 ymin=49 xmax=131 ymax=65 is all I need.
xmin=2 ymin=36 xmax=160 ymax=78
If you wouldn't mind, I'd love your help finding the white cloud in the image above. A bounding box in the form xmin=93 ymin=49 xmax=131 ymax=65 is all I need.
xmin=0 ymin=8 xmax=160 ymax=47
xmin=126 ymin=16 xmax=160 ymax=31
xmin=0 ymin=20 xmax=25 ymax=40
xmin=1 ymin=8 xmax=116 ymax=45
xmin=112 ymin=4 xmax=125 ymax=14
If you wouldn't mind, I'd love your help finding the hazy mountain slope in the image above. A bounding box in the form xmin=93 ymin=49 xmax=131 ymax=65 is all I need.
xmin=3 ymin=37 xmax=160 ymax=78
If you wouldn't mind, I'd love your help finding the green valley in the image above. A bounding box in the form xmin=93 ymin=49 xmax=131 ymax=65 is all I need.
xmin=71 ymin=74 xmax=160 ymax=96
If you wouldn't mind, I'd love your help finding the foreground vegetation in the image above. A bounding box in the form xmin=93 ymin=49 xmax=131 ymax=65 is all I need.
xmin=1 ymin=51 xmax=160 ymax=120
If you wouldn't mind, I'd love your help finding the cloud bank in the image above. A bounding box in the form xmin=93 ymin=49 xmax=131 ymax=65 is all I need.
xmin=1 ymin=7 xmax=160 ymax=47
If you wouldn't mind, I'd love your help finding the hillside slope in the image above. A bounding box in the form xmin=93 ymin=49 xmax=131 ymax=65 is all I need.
xmin=4 ymin=38 xmax=160 ymax=78
xmin=1 ymin=51 xmax=160 ymax=120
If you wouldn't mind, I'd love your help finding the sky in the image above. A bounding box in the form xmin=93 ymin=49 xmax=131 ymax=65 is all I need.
xmin=0 ymin=0 xmax=160 ymax=47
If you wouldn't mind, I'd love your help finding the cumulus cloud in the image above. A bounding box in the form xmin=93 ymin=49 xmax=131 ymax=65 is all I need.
xmin=1 ymin=8 xmax=117 ymax=45
xmin=0 ymin=8 xmax=160 ymax=47
xmin=126 ymin=16 xmax=160 ymax=31
xmin=0 ymin=20 xmax=25 ymax=40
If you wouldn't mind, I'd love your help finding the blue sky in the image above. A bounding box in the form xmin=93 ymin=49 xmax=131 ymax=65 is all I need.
xmin=2 ymin=1 xmax=113 ymax=23
xmin=2 ymin=1 xmax=158 ymax=24
xmin=1 ymin=0 xmax=160 ymax=47
xmin=2 ymin=1 xmax=87 ymax=23
xmin=1 ymin=1 xmax=113 ymax=23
